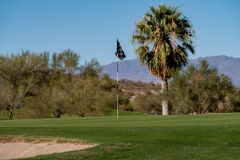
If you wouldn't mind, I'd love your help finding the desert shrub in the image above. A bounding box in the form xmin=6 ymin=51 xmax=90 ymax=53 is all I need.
xmin=131 ymin=92 xmax=161 ymax=115
xmin=17 ymin=85 xmax=66 ymax=119
xmin=168 ymin=59 xmax=236 ymax=114
xmin=18 ymin=77 xmax=115 ymax=119
xmin=63 ymin=78 xmax=115 ymax=117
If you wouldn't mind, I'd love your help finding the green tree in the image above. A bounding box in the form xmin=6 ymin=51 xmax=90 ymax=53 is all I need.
xmin=80 ymin=58 xmax=102 ymax=78
xmin=132 ymin=4 xmax=195 ymax=115
xmin=130 ymin=92 xmax=161 ymax=114
xmin=0 ymin=50 xmax=80 ymax=120
xmin=19 ymin=85 xmax=67 ymax=119
xmin=0 ymin=52 xmax=40 ymax=119
xmin=63 ymin=78 xmax=115 ymax=117
xmin=169 ymin=59 xmax=235 ymax=114
xmin=51 ymin=49 xmax=80 ymax=74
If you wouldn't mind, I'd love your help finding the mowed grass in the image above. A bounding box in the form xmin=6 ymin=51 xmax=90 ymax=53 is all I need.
xmin=0 ymin=111 xmax=240 ymax=160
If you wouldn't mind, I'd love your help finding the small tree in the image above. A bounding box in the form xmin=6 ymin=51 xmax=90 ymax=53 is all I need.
xmin=63 ymin=78 xmax=115 ymax=117
xmin=51 ymin=49 xmax=80 ymax=79
xmin=18 ymin=78 xmax=71 ymax=119
xmin=169 ymin=59 xmax=235 ymax=114
xmin=0 ymin=52 xmax=40 ymax=120
xmin=80 ymin=58 xmax=103 ymax=78
xmin=131 ymin=92 xmax=161 ymax=114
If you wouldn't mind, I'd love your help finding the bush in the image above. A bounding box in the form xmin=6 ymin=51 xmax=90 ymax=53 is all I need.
xmin=63 ymin=78 xmax=115 ymax=117
xmin=130 ymin=92 xmax=161 ymax=115
xmin=18 ymin=77 xmax=116 ymax=119
xmin=168 ymin=59 xmax=236 ymax=114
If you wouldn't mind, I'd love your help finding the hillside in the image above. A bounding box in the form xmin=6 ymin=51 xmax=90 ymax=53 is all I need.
xmin=102 ymin=55 xmax=240 ymax=86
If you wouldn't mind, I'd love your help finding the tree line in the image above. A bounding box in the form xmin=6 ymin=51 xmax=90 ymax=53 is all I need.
xmin=128 ymin=59 xmax=240 ymax=115
xmin=0 ymin=50 xmax=116 ymax=120
xmin=0 ymin=50 xmax=239 ymax=120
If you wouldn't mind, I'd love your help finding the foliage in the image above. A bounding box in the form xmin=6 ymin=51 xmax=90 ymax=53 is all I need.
xmin=168 ymin=59 xmax=236 ymax=114
xmin=132 ymin=4 xmax=195 ymax=115
xmin=80 ymin=58 xmax=102 ymax=78
xmin=51 ymin=49 xmax=80 ymax=74
xmin=0 ymin=50 xmax=116 ymax=120
xmin=62 ymin=78 xmax=115 ymax=117
xmin=115 ymin=79 xmax=160 ymax=112
xmin=17 ymin=74 xmax=115 ymax=119
xmin=231 ymin=90 xmax=240 ymax=112
xmin=0 ymin=52 xmax=41 ymax=119
xmin=130 ymin=92 xmax=162 ymax=114
xmin=18 ymin=85 xmax=67 ymax=119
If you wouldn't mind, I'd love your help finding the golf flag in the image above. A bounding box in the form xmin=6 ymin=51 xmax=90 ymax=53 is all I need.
xmin=115 ymin=39 xmax=126 ymax=119
xmin=115 ymin=39 xmax=126 ymax=60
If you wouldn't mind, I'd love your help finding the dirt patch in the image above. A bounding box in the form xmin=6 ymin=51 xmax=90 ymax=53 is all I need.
xmin=0 ymin=141 xmax=97 ymax=159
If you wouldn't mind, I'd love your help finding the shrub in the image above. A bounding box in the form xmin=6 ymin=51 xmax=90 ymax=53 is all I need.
xmin=131 ymin=92 xmax=161 ymax=115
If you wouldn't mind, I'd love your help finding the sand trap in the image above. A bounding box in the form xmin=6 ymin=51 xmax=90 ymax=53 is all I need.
xmin=0 ymin=142 xmax=96 ymax=159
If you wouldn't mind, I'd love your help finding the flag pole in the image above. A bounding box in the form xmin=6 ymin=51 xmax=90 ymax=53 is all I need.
xmin=117 ymin=56 xmax=119 ymax=119
xmin=115 ymin=39 xmax=125 ymax=119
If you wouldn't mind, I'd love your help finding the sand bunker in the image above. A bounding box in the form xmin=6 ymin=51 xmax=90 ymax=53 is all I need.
xmin=0 ymin=141 xmax=96 ymax=159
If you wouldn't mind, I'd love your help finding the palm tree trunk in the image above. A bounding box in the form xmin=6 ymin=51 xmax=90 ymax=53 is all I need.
xmin=161 ymin=79 xmax=169 ymax=115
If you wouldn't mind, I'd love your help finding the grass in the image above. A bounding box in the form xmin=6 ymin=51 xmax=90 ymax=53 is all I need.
xmin=1 ymin=111 xmax=240 ymax=159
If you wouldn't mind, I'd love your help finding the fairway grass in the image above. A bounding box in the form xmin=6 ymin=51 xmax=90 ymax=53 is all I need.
xmin=0 ymin=112 xmax=240 ymax=159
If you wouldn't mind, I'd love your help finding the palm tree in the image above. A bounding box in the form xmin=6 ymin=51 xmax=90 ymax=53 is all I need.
xmin=132 ymin=4 xmax=195 ymax=115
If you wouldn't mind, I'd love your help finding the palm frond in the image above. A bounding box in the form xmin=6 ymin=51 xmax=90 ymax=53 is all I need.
xmin=132 ymin=4 xmax=195 ymax=80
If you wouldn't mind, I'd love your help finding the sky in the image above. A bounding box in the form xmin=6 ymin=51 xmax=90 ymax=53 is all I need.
xmin=0 ymin=0 xmax=240 ymax=65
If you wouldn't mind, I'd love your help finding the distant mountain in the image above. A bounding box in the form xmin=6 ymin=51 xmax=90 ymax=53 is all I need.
xmin=102 ymin=55 xmax=240 ymax=87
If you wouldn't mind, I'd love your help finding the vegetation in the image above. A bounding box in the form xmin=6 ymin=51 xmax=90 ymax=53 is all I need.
xmin=232 ymin=89 xmax=240 ymax=112
xmin=1 ymin=113 xmax=240 ymax=159
xmin=0 ymin=50 xmax=116 ymax=120
xmin=0 ymin=52 xmax=45 ymax=120
xmin=80 ymin=58 xmax=103 ymax=79
xmin=132 ymin=4 xmax=195 ymax=115
xmin=167 ymin=59 xmax=236 ymax=114
xmin=0 ymin=50 xmax=239 ymax=120
xmin=120 ymin=59 xmax=240 ymax=115
xmin=130 ymin=92 xmax=161 ymax=114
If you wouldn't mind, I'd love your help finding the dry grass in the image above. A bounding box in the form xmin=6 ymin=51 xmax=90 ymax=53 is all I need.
xmin=0 ymin=135 xmax=91 ymax=145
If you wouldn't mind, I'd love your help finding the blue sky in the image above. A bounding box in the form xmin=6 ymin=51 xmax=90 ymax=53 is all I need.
xmin=0 ymin=0 xmax=239 ymax=65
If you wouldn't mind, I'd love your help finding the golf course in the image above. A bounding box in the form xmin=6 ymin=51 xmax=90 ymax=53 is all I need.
xmin=0 ymin=111 xmax=240 ymax=159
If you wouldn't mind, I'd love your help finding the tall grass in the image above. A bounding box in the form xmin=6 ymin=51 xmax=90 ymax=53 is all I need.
xmin=0 ymin=111 xmax=240 ymax=159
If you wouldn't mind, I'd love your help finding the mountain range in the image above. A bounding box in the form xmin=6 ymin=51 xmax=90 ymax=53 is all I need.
xmin=102 ymin=55 xmax=240 ymax=87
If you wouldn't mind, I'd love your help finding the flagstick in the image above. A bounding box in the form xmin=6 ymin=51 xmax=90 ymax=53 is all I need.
xmin=115 ymin=39 xmax=125 ymax=119
xmin=117 ymin=57 xmax=119 ymax=119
